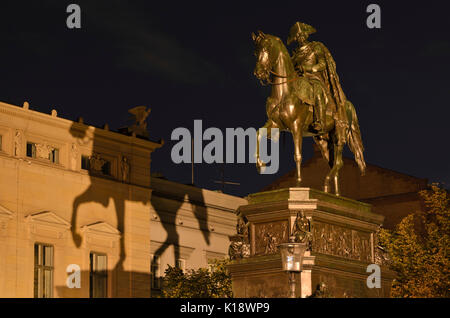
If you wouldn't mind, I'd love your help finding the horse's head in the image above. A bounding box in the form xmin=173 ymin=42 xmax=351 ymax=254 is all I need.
xmin=252 ymin=31 xmax=273 ymax=84
xmin=252 ymin=31 xmax=292 ymax=85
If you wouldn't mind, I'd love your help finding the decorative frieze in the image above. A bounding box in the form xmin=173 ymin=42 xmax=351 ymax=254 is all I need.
xmin=89 ymin=153 xmax=107 ymax=173
xmin=312 ymin=221 xmax=372 ymax=262
xmin=35 ymin=142 xmax=54 ymax=160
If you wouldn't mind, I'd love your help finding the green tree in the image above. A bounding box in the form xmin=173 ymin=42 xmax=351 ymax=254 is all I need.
xmin=162 ymin=259 xmax=232 ymax=298
xmin=378 ymin=184 xmax=450 ymax=297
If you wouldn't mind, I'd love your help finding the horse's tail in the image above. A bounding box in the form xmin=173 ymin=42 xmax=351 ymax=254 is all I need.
xmin=346 ymin=101 xmax=366 ymax=176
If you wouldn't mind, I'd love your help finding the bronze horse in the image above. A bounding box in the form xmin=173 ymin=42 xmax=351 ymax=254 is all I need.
xmin=253 ymin=31 xmax=365 ymax=195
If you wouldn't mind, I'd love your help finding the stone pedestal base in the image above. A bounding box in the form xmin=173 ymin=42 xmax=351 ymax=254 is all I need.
xmin=228 ymin=188 xmax=395 ymax=298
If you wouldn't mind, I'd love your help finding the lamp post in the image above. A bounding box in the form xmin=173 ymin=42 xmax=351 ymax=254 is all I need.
xmin=279 ymin=236 xmax=307 ymax=298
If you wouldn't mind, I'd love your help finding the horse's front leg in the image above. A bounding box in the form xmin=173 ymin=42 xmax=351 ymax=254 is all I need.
xmin=256 ymin=123 xmax=267 ymax=173
xmin=256 ymin=120 xmax=278 ymax=173
xmin=256 ymin=125 xmax=264 ymax=172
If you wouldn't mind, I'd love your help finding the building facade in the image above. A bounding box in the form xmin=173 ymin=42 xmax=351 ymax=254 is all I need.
xmin=0 ymin=101 xmax=246 ymax=298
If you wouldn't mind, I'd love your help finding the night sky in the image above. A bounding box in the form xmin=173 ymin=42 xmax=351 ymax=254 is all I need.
xmin=1 ymin=1 xmax=449 ymax=197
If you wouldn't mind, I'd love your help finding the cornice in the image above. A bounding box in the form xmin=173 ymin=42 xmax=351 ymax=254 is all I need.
xmin=0 ymin=101 xmax=163 ymax=151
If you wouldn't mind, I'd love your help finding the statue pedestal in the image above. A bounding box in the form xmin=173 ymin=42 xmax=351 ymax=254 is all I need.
xmin=227 ymin=188 xmax=395 ymax=298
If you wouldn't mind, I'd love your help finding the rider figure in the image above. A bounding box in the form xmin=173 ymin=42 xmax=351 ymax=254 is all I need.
xmin=288 ymin=22 xmax=347 ymax=134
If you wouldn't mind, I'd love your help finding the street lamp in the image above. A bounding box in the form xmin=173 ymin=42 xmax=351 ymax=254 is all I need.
xmin=279 ymin=236 xmax=307 ymax=298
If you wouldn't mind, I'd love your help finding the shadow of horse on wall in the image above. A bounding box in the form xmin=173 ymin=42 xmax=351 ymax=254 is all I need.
xmin=68 ymin=122 xmax=211 ymax=291
xmin=150 ymin=185 xmax=211 ymax=269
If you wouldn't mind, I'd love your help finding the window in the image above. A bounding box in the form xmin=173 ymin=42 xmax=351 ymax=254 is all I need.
xmin=34 ymin=243 xmax=54 ymax=298
xmin=49 ymin=148 xmax=59 ymax=164
xmin=101 ymin=160 xmax=111 ymax=176
xmin=81 ymin=155 xmax=90 ymax=170
xmin=27 ymin=142 xmax=36 ymax=158
xmin=151 ymin=255 xmax=161 ymax=289
xmin=90 ymin=252 xmax=108 ymax=298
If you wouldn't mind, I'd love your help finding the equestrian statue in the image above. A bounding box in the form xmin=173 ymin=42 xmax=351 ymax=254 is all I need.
xmin=253 ymin=22 xmax=366 ymax=196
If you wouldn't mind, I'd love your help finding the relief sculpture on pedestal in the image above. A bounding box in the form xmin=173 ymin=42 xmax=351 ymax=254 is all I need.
xmin=254 ymin=220 xmax=288 ymax=256
xmin=312 ymin=221 xmax=372 ymax=262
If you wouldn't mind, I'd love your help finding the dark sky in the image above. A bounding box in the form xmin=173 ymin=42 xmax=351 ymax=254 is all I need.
xmin=1 ymin=0 xmax=449 ymax=197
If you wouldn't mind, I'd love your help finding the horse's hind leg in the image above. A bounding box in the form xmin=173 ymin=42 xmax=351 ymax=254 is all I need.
xmin=325 ymin=133 xmax=345 ymax=195
xmin=313 ymin=135 xmax=330 ymax=163
xmin=333 ymin=143 xmax=344 ymax=196
xmin=314 ymin=135 xmax=333 ymax=193
xmin=323 ymin=136 xmax=334 ymax=193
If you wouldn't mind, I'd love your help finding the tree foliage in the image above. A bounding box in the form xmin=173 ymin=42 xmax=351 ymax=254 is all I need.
xmin=378 ymin=184 xmax=450 ymax=297
xmin=161 ymin=259 xmax=232 ymax=298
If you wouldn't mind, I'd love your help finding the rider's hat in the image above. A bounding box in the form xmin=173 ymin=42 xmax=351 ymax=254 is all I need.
xmin=287 ymin=22 xmax=316 ymax=45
